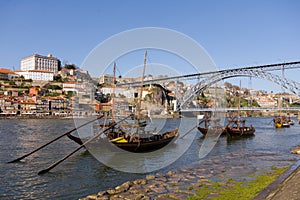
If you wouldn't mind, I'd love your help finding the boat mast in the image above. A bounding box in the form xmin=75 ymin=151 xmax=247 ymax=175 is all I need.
xmin=111 ymin=62 xmax=116 ymax=123
xmin=136 ymin=50 xmax=147 ymax=120
xmin=238 ymin=80 xmax=241 ymax=116
xmin=238 ymin=80 xmax=241 ymax=127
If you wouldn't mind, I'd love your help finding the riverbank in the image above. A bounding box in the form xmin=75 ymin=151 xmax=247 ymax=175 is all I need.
xmin=80 ymin=160 xmax=300 ymax=199
xmin=0 ymin=114 xmax=98 ymax=119
xmin=80 ymin=165 xmax=291 ymax=200
xmin=254 ymin=159 xmax=300 ymax=200
xmin=0 ymin=115 xmax=72 ymax=119
xmin=0 ymin=114 xmax=298 ymax=121
xmin=80 ymin=145 xmax=300 ymax=200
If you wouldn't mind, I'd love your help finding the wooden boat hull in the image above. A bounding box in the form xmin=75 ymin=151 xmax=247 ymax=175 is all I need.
xmin=67 ymin=129 xmax=178 ymax=153
xmin=111 ymin=136 xmax=177 ymax=152
xmin=273 ymin=116 xmax=291 ymax=128
xmin=197 ymin=127 xmax=208 ymax=135
xmin=197 ymin=127 xmax=227 ymax=136
xmin=226 ymin=127 xmax=255 ymax=137
xmin=197 ymin=116 xmax=226 ymax=136
xmin=275 ymin=122 xmax=282 ymax=128
xmin=275 ymin=122 xmax=290 ymax=128
xmin=282 ymin=123 xmax=290 ymax=128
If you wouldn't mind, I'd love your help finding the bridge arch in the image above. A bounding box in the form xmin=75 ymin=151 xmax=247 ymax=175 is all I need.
xmin=141 ymin=83 xmax=173 ymax=106
xmin=177 ymin=69 xmax=300 ymax=110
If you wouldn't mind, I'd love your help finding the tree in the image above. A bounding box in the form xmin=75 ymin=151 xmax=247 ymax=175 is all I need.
xmin=54 ymin=74 xmax=62 ymax=82
xmin=48 ymin=85 xmax=62 ymax=90
xmin=45 ymin=92 xmax=60 ymax=97
xmin=243 ymin=88 xmax=250 ymax=96
xmin=64 ymin=64 xmax=76 ymax=69
xmin=224 ymin=82 xmax=233 ymax=89
xmin=66 ymin=91 xmax=75 ymax=98
xmin=63 ymin=77 xmax=70 ymax=82
xmin=118 ymin=94 xmax=126 ymax=98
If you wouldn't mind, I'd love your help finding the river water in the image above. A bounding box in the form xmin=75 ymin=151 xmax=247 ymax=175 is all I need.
xmin=0 ymin=117 xmax=299 ymax=199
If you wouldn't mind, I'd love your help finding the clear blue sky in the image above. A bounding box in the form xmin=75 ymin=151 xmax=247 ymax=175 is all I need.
xmin=1 ymin=0 xmax=299 ymax=92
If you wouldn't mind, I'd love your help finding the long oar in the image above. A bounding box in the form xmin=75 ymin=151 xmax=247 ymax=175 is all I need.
xmin=268 ymin=119 xmax=274 ymax=125
xmin=180 ymin=124 xmax=197 ymax=139
xmin=38 ymin=114 xmax=132 ymax=175
xmin=8 ymin=115 xmax=104 ymax=163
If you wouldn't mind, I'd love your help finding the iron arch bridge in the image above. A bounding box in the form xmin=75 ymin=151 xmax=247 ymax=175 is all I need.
xmin=142 ymin=83 xmax=173 ymax=106
xmin=116 ymin=61 xmax=300 ymax=111
xmin=176 ymin=68 xmax=300 ymax=111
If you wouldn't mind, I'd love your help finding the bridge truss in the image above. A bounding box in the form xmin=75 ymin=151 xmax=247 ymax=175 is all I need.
xmin=116 ymin=61 xmax=300 ymax=111
xmin=177 ymin=67 xmax=300 ymax=111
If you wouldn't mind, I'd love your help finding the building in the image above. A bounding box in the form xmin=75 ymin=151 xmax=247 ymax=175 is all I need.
xmin=99 ymin=74 xmax=114 ymax=85
xmin=59 ymin=67 xmax=75 ymax=78
xmin=14 ymin=70 xmax=54 ymax=81
xmin=63 ymin=81 xmax=95 ymax=94
xmin=0 ymin=68 xmax=16 ymax=80
xmin=20 ymin=54 xmax=61 ymax=74
xmin=255 ymin=96 xmax=277 ymax=107
xmin=100 ymin=86 xmax=136 ymax=98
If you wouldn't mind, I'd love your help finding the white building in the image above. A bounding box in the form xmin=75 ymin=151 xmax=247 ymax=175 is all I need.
xmin=14 ymin=70 xmax=54 ymax=81
xmin=62 ymin=81 xmax=78 ymax=93
xmin=254 ymin=96 xmax=277 ymax=108
xmin=63 ymin=81 xmax=95 ymax=95
xmin=20 ymin=54 xmax=60 ymax=74
xmin=63 ymin=81 xmax=95 ymax=104
xmin=100 ymin=87 xmax=136 ymax=98
xmin=99 ymin=74 xmax=114 ymax=85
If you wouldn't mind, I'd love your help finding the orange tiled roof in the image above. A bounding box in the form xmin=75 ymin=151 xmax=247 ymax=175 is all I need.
xmin=0 ymin=68 xmax=15 ymax=74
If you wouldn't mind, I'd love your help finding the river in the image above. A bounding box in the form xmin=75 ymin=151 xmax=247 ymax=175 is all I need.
xmin=0 ymin=117 xmax=299 ymax=199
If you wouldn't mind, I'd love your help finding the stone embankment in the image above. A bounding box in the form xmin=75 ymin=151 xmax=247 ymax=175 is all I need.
xmin=80 ymin=145 xmax=300 ymax=200
xmin=254 ymin=158 xmax=300 ymax=200
xmin=266 ymin=164 xmax=300 ymax=200
xmin=80 ymin=169 xmax=211 ymax=200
